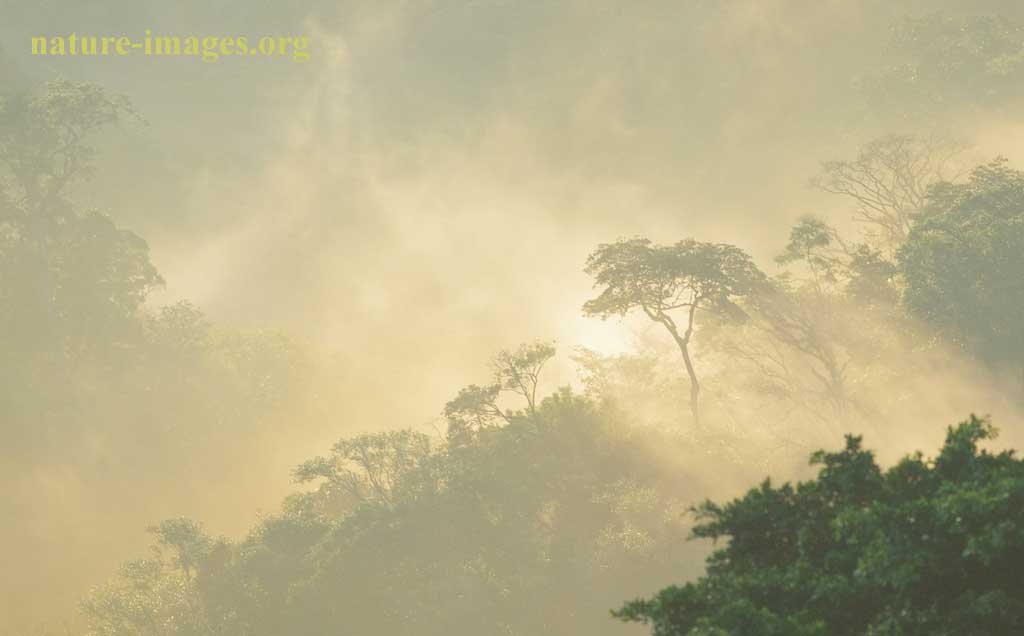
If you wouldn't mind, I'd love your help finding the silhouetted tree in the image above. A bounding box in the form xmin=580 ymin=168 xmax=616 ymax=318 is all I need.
xmin=583 ymin=238 xmax=764 ymax=429
xmin=443 ymin=340 xmax=555 ymax=444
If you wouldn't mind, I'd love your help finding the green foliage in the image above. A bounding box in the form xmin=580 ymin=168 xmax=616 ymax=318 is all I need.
xmin=0 ymin=81 xmax=161 ymax=360
xmin=0 ymin=205 xmax=163 ymax=360
xmin=443 ymin=383 xmax=507 ymax=443
xmin=81 ymin=559 xmax=201 ymax=636
xmin=0 ymin=80 xmax=337 ymax=634
xmin=616 ymin=416 xmax=1024 ymax=636
xmin=148 ymin=518 xmax=217 ymax=580
xmin=898 ymin=158 xmax=1024 ymax=367
xmin=774 ymin=215 xmax=898 ymax=304
xmin=860 ymin=14 xmax=1024 ymax=115
xmin=844 ymin=245 xmax=898 ymax=305
xmin=0 ymin=80 xmax=134 ymax=208
xmin=775 ymin=216 xmax=852 ymax=289
xmin=80 ymin=390 xmax=706 ymax=636
xmin=292 ymin=429 xmax=435 ymax=512
xmin=0 ymin=78 xmax=329 ymax=464
xmin=11 ymin=54 xmax=1024 ymax=636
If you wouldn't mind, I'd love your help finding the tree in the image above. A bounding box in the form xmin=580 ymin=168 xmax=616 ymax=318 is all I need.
xmin=812 ymin=134 xmax=966 ymax=252
xmin=732 ymin=216 xmax=904 ymax=422
xmin=442 ymin=340 xmax=555 ymax=444
xmin=746 ymin=283 xmax=853 ymax=420
xmin=81 ymin=390 xmax=704 ymax=636
xmin=442 ymin=383 xmax=508 ymax=445
xmin=0 ymin=79 xmax=134 ymax=211
xmin=573 ymin=346 xmax=687 ymax=429
xmin=774 ymin=216 xmax=851 ymax=290
xmin=81 ymin=519 xmax=220 ymax=636
xmin=292 ymin=430 xmax=435 ymax=512
xmin=898 ymin=157 xmax=1024 ymax=372
xmin=0 ymin=79 xmax=339 ymax=636
xmin=859 ymin=14 xmax=1024 ymax=116
xmin=492 ymin=340 xmax=556 ymax=416
xmin=583 ymin=238 xmax=764 ymax=429
xmin=758 ymin=218 xmax=861 ymax=417
xmin=616 ymin=416 xmax=1024 ymax=636
xmin=0 ymin=81 xmax=160 ymax=363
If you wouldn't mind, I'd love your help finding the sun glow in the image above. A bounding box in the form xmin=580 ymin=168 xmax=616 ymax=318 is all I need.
xmin=564 ymin=316 xmax=636 ymax=356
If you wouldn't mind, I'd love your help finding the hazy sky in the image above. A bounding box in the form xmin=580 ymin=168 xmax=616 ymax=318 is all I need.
xmin=1 ymin=1 xmax=913 ymax=373
xmin=5 ymin=1 xmax=1022 ymax=361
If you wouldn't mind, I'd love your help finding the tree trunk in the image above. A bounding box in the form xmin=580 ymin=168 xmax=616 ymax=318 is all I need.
xmin=679 ymin=340 xmax=700 ymax=429
xmin=660 ymin=309 xmax=701 ymax=430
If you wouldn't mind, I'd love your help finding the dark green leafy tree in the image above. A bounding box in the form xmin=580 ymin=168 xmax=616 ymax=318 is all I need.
xmin=617 ymin=416 xmax=1024 ymax=636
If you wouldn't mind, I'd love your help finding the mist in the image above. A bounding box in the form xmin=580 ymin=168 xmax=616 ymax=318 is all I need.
xmin=3 ymin=1 xmax=1024 ymax=634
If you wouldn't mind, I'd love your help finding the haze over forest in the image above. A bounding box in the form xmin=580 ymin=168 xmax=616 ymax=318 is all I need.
xmin=3 ymin=1 xmax=1024 ymax=634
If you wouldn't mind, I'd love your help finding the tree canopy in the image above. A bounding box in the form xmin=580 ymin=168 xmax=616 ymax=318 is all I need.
xmin=583 ymin=238 xmax=765 ymax=428
xmin=898 ymin=158 xmax=1024 ymax=369
xmin=617 ymin=416 xmax=1024 ymax=636
xmin=78 ymin=389 xmax=709 ymax=636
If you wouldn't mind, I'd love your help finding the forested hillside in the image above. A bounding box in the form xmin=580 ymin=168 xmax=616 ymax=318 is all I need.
xmin=3 ymin=2 xmax=1024 ymax=635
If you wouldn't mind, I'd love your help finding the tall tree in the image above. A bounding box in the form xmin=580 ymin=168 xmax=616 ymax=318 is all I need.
xmin=0 ymin=79 xmax=134 ymax=211
xmin=583 ymin=238 xmax=764 ymax=429
xmin=812 ymin=134 xmax=966 ymax=252
xmin=492 ymin=340 xmax=556 ymax=416
xmin=0 ymin=80 xmax=160 ymax=363
xmin=762 ymin=217 xmax=862 ymax=417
